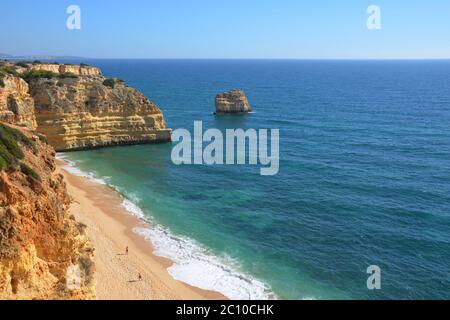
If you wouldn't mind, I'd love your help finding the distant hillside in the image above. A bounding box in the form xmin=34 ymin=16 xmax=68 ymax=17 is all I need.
xmin=0 ymin=53 xmax=87 ymax=60
xmin=0 ymin=53 xmax=13 ymax=59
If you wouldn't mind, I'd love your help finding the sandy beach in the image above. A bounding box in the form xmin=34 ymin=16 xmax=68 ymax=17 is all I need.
xmin=56 ymin=159 xmax=226 ymax=300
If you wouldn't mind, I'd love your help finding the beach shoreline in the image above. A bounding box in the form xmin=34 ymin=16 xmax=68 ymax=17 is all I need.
xmin=56 ymin=159 xmax=227 ymax=300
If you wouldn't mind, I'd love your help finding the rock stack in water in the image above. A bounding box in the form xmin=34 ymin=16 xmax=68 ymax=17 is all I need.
xmin=215 ymin=89 xmax=252 ymax=114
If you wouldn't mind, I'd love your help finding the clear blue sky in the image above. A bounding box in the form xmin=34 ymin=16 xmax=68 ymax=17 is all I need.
xmin=1 ymin=0 xmax=449 ymax=59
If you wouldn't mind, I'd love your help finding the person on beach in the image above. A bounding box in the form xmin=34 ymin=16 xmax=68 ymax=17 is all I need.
xmin=138 ymin=273 xmax=142 ymax=281
xmin=126 ymin=246 xmax=129 ymax=255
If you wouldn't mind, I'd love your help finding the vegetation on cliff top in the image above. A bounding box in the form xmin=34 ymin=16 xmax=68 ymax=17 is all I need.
xmin=0 ymin=64 xmax=15 ymax=87
xmin=21 ymin=69 xmax=79 ymax=81
xmin=15 ymin=62 xmax=29 ymax=68
xmin=0 ymin=62 xmax=92 ymax=86
xmin=0 ymin=65 xmax=17 ymax=85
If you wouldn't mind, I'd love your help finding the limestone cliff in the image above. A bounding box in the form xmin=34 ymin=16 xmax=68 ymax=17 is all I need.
xmin=31 ymin=63 xmax=102 ymax=77
xmin=0 ymin=123 xmax=95 ymax=299
xmin=0 ymin=61 xmax=171 ymax=151
xmin=215 ymin=89 xmax=252 ymax=114
xmin=0 ymin=75 xmax=37 ymax=130
xmin=0 ymin=61 xmax=173 ymax=300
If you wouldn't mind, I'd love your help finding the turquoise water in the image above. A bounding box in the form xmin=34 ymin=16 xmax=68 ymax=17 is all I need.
xmin=62 ymin=60 xmax=450 ymax=299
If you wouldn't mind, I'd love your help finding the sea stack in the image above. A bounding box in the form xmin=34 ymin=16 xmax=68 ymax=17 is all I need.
xmin=215 ymin=89 xmax=252 ymax=114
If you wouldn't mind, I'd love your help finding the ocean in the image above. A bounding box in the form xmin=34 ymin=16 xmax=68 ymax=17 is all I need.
xmin=60 ymin=60 xmax=450 ymax=299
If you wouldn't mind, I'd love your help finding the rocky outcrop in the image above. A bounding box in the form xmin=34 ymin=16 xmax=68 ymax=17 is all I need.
xmin=0 ymin=124 xmax=95 ymax=299
xmin=0 ymin=61 xmax=172 ymax=300
xmin=28 ymin=76 xmax=171 ymax=151
xmin=31 ymin=63 xmax=102 ymax=77
xmin=0 ymin=75 xmax=37 ymax=130
xmin=0 ymin=62 xmax=171 ymax=151
xmin=215 ymin=89 xmax=252 ymax=114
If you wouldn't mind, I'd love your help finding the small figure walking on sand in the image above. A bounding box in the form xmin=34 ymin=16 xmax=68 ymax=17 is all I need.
xmin=138 ymin=273 xmax=142 ymax=281
xmin=125 ymin=246 xmax=129 ymax=255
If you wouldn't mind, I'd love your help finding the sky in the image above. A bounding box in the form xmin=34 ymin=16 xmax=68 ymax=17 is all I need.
xmin=1 ymin=0 xmax=449 ymax=59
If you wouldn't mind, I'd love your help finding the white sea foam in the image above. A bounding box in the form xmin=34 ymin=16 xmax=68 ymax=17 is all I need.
xmin=133 ymin=225 xmax=274 ymax=300
xmin=57 ymin=153 xmax=275 ymax=300
xmin=121 ymin=198 xmax=145 ymax=219
xmin=57 ymin=153 xmax=107 ymax=185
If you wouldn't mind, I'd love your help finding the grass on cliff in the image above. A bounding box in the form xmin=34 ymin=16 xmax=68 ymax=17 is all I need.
xmin=34 ymin=132 xmax=49 ymax=144
xmin=59 ymin=72 xmax=78 ymax=79
xmin=0 ymin=123 xmax=36 ymax=172
xmin=103 ymin=78 xmax=116 ymax=88
xmin=0 ymin=65 xmax=17 ymax=87
xmin=21 ymin=69 xmax=60 ymax=80
xmin=20 ymin=162 xmax=41 ymax=181
xmin=0 ymin=65 xmax=17 ymax=76
xmin=15 ymin=62 xmax=29 ymax=68
xmin=21 ymin=69 xmax=79 ymax=81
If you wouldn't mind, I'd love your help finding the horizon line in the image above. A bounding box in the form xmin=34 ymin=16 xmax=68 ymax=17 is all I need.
xmin=3 ymin=56 xmax=450 ymax=61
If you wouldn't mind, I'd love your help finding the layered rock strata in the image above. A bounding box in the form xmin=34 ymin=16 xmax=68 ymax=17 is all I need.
xmin=0 ymin=62 xmax=171 ymax=151
xmin=0 ymin=124 xmax=95 ymax=299
xmin=215 ymin=89 xmax=252 ymax=114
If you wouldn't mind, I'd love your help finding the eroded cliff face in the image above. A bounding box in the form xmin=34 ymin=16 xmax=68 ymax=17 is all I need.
xmin=28 ymin=76 xmax=171 ymax=151
xmin=0 ymin=124 xmax=95 ymax=299
xmin=31 ymin=63 xmax=102 ymax=77
xmin=0 ymin=75 xmax=37 ymax=130
xmin=0 ymin=62 xmax=171 ymax=151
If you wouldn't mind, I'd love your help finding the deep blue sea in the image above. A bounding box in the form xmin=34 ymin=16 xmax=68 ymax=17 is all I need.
xmin=61 ymin=60 xmax=450 ymax=299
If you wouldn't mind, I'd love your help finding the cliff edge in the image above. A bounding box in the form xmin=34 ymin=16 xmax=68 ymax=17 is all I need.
xmin=0 ymin=123 xmax=95 ymax=299
xmin=0 ymin=61 xmax=171 ymax=151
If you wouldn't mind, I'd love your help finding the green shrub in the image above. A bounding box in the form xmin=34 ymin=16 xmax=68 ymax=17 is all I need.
xmin=103 ymin=78 xmax=116 ymax=88
xmin=0 ymin=123 xmax=35 ymax=157
xmin=0 ymin=144 xmax=17 ymax=169
xmin=0 ymin=125 xmax=24 ymax=160
xmin=0 ymin=65 xmax=17 ymax=75
xmin=22 ymin=69 xmax=81 ymax=80
xmin=35 ymin=133 xmax=49 ymax=144
xmin=0 ymin=155 xmax=7 ymax=170
xmin=15 ymin=62 xmax=29 ymax=68
xmin=22 ymin=69 xmax=59 ymax=80
xmin=20 ymin=162 xmax=41 ymax=181
xmin=0 ymin=78 xmax=4 ymax=88
xmin=32 ymin=60 xmax=42 ymax=64
xmin=60 ymin=72 xmax=78 ymax=79
xmin=80 ymin=63 xmax=89 ymax=67
xmin=5 ymin=124 xmax=34 ymax=149
xmin=0 ymin=124 xmax=40 ymax=173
